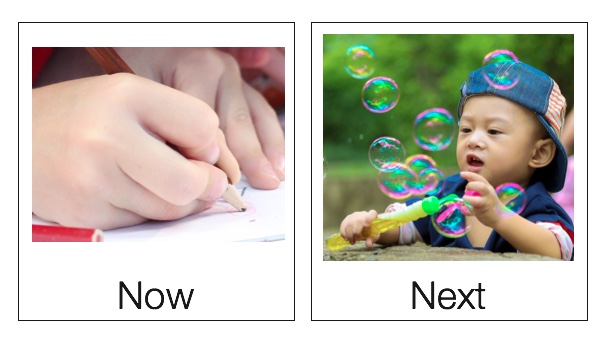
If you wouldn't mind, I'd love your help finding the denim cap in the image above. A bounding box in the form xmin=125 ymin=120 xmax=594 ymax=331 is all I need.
xmin=457 ymin=61 xmax=568 ymax=193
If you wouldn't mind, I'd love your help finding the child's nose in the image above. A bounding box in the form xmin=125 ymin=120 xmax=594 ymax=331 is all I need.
xmin=466 ymin=131 xmax=485 ymax=149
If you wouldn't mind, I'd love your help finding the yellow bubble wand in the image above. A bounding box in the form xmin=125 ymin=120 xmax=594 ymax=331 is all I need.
xmin=325 ymin=195 xmax=452 ymax=251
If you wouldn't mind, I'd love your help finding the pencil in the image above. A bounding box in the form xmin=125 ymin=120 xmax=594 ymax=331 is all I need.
xmin=32 ymin=224 xmax=103 ymax=242
xmin=85 ymin=47 xmax=246 ymax=212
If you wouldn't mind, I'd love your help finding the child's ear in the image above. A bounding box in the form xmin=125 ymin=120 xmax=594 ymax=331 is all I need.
xmin=529 ymin=138 xmax=556 ymax=169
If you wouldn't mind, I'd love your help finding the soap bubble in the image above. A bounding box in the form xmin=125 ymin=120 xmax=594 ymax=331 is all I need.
xmin=482 ymin=50 xmax=521 ymax=90
xmin=362 ymin=77 xmax=400 ymax=113
xmin=413 ymin=108 xmax=455 ymax=151
xmin=377 ymin=162 xmax=417 ymax=200
xmin=405 ymin=154 xmax=437 ymax=175
xmin=345 ymin=45 xmax=375 ymax=79
xmin=395 ymin=154 xmax=445 ymax=197
xmin=404 ymin=154 xmax=440 ymax=196
xmin=483 ymin=49 xmax=518 ymax=65
xmin=495 ymin=183 xmax=526 ymax=216
xmin=369 ymin=136 xmax=406 ymax=171
xmin=432 ymin=196 xmax=473 ymax=238
xmin=417 ymin=168 xmax=444 ymax=196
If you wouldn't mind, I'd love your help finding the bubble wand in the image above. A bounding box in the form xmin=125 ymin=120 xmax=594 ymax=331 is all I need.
xmin=325 ymin=195 xmax=454 ymax=251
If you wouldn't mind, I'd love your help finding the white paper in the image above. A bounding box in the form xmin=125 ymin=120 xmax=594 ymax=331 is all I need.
xmin=32 ymin=178 xmax=285 ymax=242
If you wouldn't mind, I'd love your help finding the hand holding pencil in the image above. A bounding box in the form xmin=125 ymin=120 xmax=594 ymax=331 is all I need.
xmin=111 ymin=47 xmax=285 ymax=190
xmin=32 ymin=49 xmax=245 ymax=230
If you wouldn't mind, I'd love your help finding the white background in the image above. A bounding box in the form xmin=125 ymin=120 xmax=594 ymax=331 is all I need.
xmin=3 ymin=1 xmax=608 ymax=340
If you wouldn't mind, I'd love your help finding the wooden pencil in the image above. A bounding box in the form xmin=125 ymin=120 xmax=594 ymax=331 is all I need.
xmin=85 ymin=47 xmax=246 ymax=212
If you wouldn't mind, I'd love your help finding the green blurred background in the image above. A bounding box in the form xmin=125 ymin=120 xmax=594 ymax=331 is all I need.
xmin=322 ymin=34 xmax=574 ymax=236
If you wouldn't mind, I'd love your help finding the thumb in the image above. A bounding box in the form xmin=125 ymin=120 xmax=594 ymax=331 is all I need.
xmin=365 ymin=234 xmax=380 ymax=248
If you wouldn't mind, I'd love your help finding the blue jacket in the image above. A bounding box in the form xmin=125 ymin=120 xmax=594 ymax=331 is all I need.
xmin=406 ymin=174 xmax=574 ymax=258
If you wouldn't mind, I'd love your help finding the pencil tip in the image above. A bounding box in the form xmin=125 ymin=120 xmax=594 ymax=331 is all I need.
xmin=222 ymin=184 xmax=247 ymax=212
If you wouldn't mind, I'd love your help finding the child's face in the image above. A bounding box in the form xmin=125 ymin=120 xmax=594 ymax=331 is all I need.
xmin=456 ymin=95 xmax=547 ymax=189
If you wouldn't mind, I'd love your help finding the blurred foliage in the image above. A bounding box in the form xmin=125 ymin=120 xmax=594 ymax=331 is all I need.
xmin=323 ymin=34 xmax=574 ymax=174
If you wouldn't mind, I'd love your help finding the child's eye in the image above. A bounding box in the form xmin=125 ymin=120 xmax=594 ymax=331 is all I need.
xmin=460 ymin=127 xmax=471 ymax=133
xmin=488 ymin=129 xmax=501 ymax=135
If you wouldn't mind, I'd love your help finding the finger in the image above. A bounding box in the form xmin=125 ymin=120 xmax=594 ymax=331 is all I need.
xmin=242 ymin=82 xmax=285 ymax=180
xmin=216 ymin=58 xmax=280 ymax=190
xmin=461 ymin=195 xmax=482 ymax=211
xmin=112 ymin=157 xmax=226 ymax=216
xmin=113 ymin=190 xmax=213 ymax=223
xmin=365 ymin=210 xmax=378 ymax=225
xmin=126 ymin=74 xmax=221 ymax=164
xmin=342 ymin=220 xmax=355 ymax=242
xmin=166 ymin=50 xmax=241 ymax=178
xmin=344 ymin=215 xmax=363 ymax=243
xmin=212 ymin=129 xmax=241 ymax=185
xmin=460 ymin=171 xmax=486 ymax=183
xmin=349 ymin=222 xmax=360 ymax=244
xmin=463 ymin=183 xmax=490 ymax=210
xmin=365 ymin=235 xmax=380 ymax=248
xmin=171 ymin=48 xmax=226 ymax=111
xmin=115 ymin=127 xmax=227 ymax=206
xmin=340 ymin=216 xmax=351 ymax=238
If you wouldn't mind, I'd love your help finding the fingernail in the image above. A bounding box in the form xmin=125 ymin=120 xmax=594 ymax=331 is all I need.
xmin=275 ymin=156 xmax=285 ymax=180
xmin=205 ymin=143 xmax=220 ymax=165
xmin=263 ymin=163 xmax=280 ymax=182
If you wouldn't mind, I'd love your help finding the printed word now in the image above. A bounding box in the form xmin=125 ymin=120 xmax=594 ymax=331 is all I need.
xmin=412 ymin=281 xmax=485 ymax=309
xmin=119 ymin=281 xmax=194 ymax=309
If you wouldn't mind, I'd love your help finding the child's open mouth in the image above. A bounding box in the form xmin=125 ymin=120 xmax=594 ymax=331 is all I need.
xmin=466 ymin=154 xmax=484 ymax=171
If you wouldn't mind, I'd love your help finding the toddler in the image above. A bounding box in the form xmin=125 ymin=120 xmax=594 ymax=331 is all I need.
xmin=340 ymin=61 xmax=574 ymax=260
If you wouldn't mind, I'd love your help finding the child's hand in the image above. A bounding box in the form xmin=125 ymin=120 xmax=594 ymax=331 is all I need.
xmin=32 ymin=74 xmax=239 ymax=230
xmin=114 ymin=48 xmax=285 ymax=190
xmin=460 ymin=171 xmax=506 ymax=228
xmin=339 ymin=210 xmax=379 ymax=248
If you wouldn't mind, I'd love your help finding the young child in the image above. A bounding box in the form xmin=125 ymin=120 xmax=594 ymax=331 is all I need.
xmin=340 ymin=61 xmax=574 ymax=260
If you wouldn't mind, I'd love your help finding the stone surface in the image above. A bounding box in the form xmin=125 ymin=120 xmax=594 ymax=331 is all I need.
xmin=323 ymin=241 xmax=559 ymax=261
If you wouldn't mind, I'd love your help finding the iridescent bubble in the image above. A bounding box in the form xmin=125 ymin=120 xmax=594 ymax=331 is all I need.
xmin=432 ymin=196 xmax=473 ymax=238
xmin=482 ymin=49 xmax=518 ymax=65
xmin=345 ymin=45 xmax=375 ymax=79
xmin=418 ymin=168 xmax=444 ymax=196
xmin=495 ymin=183 xmax=526 ymax=216
xmin=413 ymin=108 xmax=455 ymax=151
xmin=377 ymin=162 xmax=417 ymax=200
xmin=401 ymin=155 xmax=444 ymax=197
xmin=405 ymin=154 xmax=437 ymax=175
xmin=482 ymin=50 xmax=521 ymax=90
xmin=323 ymin=156 xmax=328 ymax=180
xmin=362 ymin=77 xmax=400 ymax=113
xmin=369 ymin=137 xmax=406 ymax=171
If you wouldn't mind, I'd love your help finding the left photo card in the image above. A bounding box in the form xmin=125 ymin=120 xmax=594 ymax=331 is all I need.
xmin=20 ymin=22 xmax=294 ymax=320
